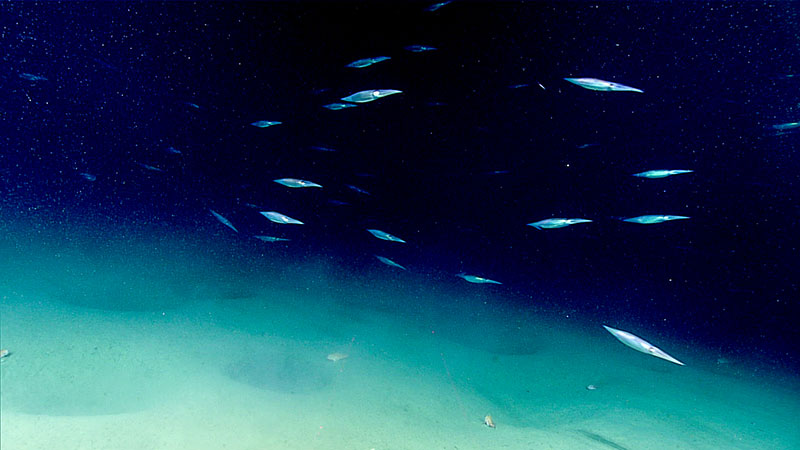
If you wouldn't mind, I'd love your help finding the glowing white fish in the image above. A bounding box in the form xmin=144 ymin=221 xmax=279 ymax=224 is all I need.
xmin=261 ymin=211 xmax=304 ymax=225
xmin=603 ymin=325 xmax=684 ymax=366
xmin=632 ymin=170 xmax=693 ymax=179
xmin=457 ymin=274 xmax=502 ymax=285
xmin=346 ymin=56 xmax=391 ymax=68
xmin=341 ymin=89 xmax=402 ymax=104
xmin=622 ymin=215 xmax=689 ymax=224
xmin=527 ymin=218 xmax=592 ymax=230
xmin=564 ymin=78 xmax=643 ymax=93
xmin=273 ymin=178 xmax=322 ymax=188
xmin=210 ymin=209 xmax=238 ymax=233
xmin=254 ymin=235 xmax=290 ymax=242
xmin=251 ymin=120 xmax=282 ymax=128
xmin=367 ymin=229 xmax=406 ymax=243
xmin=375 ymin=255 xmax=407 ymax=270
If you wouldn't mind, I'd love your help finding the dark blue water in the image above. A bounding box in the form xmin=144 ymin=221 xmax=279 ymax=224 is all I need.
xmin=1 ymin=1 xmax=798 ymax=369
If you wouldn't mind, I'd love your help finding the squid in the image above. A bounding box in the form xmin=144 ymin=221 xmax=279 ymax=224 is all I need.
xmin=564 ymin=78 xmax=643 ymax=93
xmin=527 ymin=218 xmax=592 ymax=229
xmin=603 ymin=325 xmax=684 ymax=366
xmin=341 ymin=89 xmax=402 ymax=103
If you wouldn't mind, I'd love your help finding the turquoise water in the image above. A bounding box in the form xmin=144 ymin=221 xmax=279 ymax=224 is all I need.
xmin=1 ymin=220 xmax=798 ymax=449
xmin=3 ymin=2 xmax=799 ymax=448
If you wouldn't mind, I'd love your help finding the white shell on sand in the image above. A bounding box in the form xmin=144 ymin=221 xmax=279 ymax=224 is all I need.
xmin=326 ymin=352 xmax=349 ymax=362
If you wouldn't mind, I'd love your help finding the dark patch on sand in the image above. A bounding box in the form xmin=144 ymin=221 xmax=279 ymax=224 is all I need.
xmin=577 ymin=430 xmax=631 ymax=450
xmin=224 ymin=350 xmax=333 ymax=394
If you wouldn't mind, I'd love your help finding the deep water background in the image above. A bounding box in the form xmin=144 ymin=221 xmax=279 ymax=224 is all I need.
xmin=1 ymin=2 xmax=798 ymax=366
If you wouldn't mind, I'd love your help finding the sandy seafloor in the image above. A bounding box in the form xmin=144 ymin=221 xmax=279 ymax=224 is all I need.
xmin=1 ymin=224 xmax=798 ymax=450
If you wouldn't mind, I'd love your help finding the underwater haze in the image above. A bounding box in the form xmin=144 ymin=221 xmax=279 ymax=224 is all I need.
xmin=1 ymin=2 xmax=799 ymax=449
